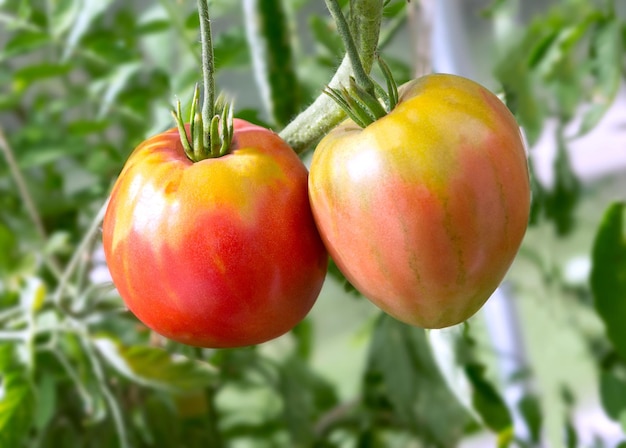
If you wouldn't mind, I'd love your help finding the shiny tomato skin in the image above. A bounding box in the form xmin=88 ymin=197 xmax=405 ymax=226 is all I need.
xmin=309 ymin=74 xmax=530 ymax=329
xmin=103 ymin=119 xmax=328 ymax=348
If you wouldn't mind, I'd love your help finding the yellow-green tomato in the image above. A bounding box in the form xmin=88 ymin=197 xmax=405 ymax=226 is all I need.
xmin=308 ymin=74 xmax=530 ymax=329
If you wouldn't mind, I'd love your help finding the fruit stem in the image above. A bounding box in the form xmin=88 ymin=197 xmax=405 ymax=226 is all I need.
xmin=198 ymin=0 xmax=215 ymax=150
xmin=324 ymin=0 xmax=376 ymax=97
xmin=171 ymin=0 xmax=234 ymax=162
xmin=278 ymin=0 xmax=383 ymax=152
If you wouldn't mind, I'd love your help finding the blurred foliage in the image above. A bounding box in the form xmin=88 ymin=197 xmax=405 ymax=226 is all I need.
xmin=494 ymin=0 xmax=623 ymax=237
xmin=0 ymin=0 xmax=625 ymax=447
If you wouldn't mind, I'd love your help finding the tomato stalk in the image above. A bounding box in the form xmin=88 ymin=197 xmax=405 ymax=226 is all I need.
xmin=278 ymin=0 xmax=383 ymax=153
xmin=324 ymin=0 xmax=376 ymax=97
xmin=172 ymin=0 xmax=234 ymax=162
xmin=323 ymin=0 xmax=399 ymax=128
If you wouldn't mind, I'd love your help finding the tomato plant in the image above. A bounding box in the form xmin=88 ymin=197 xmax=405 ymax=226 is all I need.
xmin=103 ymin=118 xmax=328 ymax=348
xmin=3 ymin=0 xmax=625 ymax=446
xmin=309 ymin=73 xmax=531 ymax=329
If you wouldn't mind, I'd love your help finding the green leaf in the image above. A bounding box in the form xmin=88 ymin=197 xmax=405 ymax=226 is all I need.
xmin=576 ymin=16 xmax=622 ymax=136
xmin=275 ymin=356 xmax=339 ymax=444
xmin=0 ymin=30 xmax=48 ymax=60
xmin=465 ymin=363 xmax=513 ymax=436
xmin=496 ymin=63 xmax=543 ymax=146
xmin=33 ymin=374 xmax=56 ymax=431
xmin=599 ymin=370 xmax=626 ymax=421
xmin=213 ymin=29 xmax=250 ymax=70
xmin=327 ymin=259 xmax=360 ymax=296
xmin=91 ymin=62 xmax=142 ymax=119
xmin=563 ymin=417 xmax=578 ymax=448
xmin=291 ymin=319 xmax=314 ymax=360
xmin=243 ymin=0 xmax=301 ymax=127
xmin=517 ymin=393 xmax=543 ymax=444
xmin=49 ymin=0 xmax=80 ymax=37
xmin=13 ymin=62 xmax=71 ymax=88
xmin=432 ymin=325 xmax=513 ymax=442
xmin=528 ymin=159 xmax=547 ymax=226
xmin=428 ymin=326 xmax=474 ymax=413
xmin=590 ymin=202 xmax=626 ymax=361
xmin=277 ymin=360 xmax=315 ymax=446
xmin=136 ymin=19 xmax=170 ymax=35
xmin=62 ymin=0 xmax=114 ymax=61
xmin=534 ymin=16 xmax=596 ymax=80
xmin=0 ymin=221 xmax=18 ymax=276
xmin=0 ymin=347 xmax=35 ymax=448
xmin=92 ymin=337 xmax=218 ymax=391
xmin=363 ymin=315 xmax=474 ymax=446
xmin=545 ymin=132 xmax=581 ymax=236
xmin=17 ymin=142 xmax=86 ymax=169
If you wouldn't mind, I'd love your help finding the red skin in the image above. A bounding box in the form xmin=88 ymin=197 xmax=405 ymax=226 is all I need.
xmin=103 ymin=119 xmax=328 ymax=348
xmin=309 ymin=74 xmax=530 ymax=329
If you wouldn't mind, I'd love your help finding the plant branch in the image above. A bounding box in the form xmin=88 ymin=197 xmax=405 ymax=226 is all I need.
xmin=314 ymin=398 xmax=361 ymax=438
xmin=45 ymin=345 xmax=96 ymax=415
xmin=0 ymin=126 xmax=63 ymax=278
xmin=52 ymin=199 xmax=109 ymax=308
xmin=0 ymin=128 xmax=47 ymax=244
xmin=279 ymin=0 xmax=383 ymax=152
xmin=82 ymin=336 xmax=130 ymax=448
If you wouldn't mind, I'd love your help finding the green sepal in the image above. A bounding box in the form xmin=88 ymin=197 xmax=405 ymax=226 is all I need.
xmin=324 ymin=86 xmax=370 ymax=128
xmin=348 ymin=77 xmax=387 ymax=120
xmin=377 ymin=56 xmax=398 ymax=110
xmin=193 ymin=113 xmax=204 ymax=160
xmin=322 ymin=57 xmax=400 ymax=129
xmin=171 ymin=85 xmax=235 ymax=162
xmin=172 ymin=100 xmax=193 ymax=160
xmin=189 ymin=84 xmax=200 ymax=148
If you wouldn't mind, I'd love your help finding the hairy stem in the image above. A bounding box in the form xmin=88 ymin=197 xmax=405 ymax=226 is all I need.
xmin=325 ymin=0 xmax=376 ymax=95
xmin=198 ymin=0 xmax=216 ymax=149
xmin=279 ymin=0 xmax=383 ymax=153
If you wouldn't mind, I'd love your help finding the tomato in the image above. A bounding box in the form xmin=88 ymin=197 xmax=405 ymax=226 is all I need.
xmin=309 ymin=74 xmax=530 ymax=329
xmin=103 ymin=119 xmax=328 ymax=348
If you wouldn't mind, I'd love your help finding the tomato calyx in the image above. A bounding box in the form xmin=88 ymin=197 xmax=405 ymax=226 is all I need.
xmin=324 ymin=57 xmax=399 ymax=128
xmin=171 ymin=84 xmax=234 ymax=162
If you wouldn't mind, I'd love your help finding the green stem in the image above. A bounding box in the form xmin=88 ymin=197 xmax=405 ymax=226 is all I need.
xmin=325 ymin=0 xmax=376 ymax=96
xmin=198 ymin=0 xmax=216 ymax=149
xmin=0 ymin=126 xmax=63 ymax=278
xmin=195 ymin=347 xmax=224 ymax=447
xmin=82 ymin=337 xmax=130 ymax=448
xmin=52 ymin=199 xmax=109 ymax=308
xmin=279 ymin=0 xmax=383 ymax=152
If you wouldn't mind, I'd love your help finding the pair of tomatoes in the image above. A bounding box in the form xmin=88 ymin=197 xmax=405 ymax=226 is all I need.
xmin=102 ymin=74 xmax=530 ymax=348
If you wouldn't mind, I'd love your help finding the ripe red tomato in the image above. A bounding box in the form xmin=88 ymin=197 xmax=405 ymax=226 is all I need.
xmin=103 ymin=119 xmax=328 ymax=348
xmin=309 ymin=74 xmax=530 ymax=329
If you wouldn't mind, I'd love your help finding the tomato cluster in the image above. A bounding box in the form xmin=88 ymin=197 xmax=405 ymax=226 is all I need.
xmin=103 ymin=74 xmax=530 ymax=348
